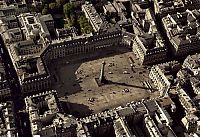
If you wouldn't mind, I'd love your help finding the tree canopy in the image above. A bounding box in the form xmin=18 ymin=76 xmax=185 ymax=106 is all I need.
xmin=49 ymin=3 xmax=57 ymax=10
xmin=42 ymin=5 xmax=49 ymax=15
xmin=78 ymin=15 xmax=93 ymax=34
xmin=63 ymin=3 xmax=75 ymax=17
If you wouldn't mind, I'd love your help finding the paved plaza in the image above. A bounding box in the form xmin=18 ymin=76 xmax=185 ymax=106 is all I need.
xmin=49 ymin=49 xmax=159 ymax=117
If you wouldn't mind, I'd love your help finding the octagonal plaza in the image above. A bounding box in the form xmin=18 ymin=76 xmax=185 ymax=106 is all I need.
xmin=48 ymin=48 xmax=159 ymax=117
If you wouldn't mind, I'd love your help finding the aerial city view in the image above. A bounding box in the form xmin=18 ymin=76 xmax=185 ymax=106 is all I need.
xmin=0 ymin=0 xmax=200 ymax=136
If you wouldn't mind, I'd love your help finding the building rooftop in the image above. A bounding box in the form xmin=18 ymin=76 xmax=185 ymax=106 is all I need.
xmin=0 ymin=101 xmax=18 ymax=137
xmin=25 ymin=90 xmax=73 ymax=136
xmin=103 ymin=1 xmax=117 ymax=13
xmin=178 ymin=88 xmax=197 ymax=113
xmin=144 ymin=100 xmax=158 ymax=113
xmin=114 ymin=117 xmax=134 ymax=137
xmin=9 ymin=40 xmax=47 ymax=83
xmin=183 ymin=53 xmax=200 ymax=73
xmin=184 ymin=0 xmax=200 ymax=10
xmin=18 ymin=13 xmax=51 ymax=41
xmin=116 ymin=106 xmax=136 ymax=117
xmin=157 ymin=61 xmax=181 ymax=75
xmin=56 ymin=27 xmax=78 ymax=39
xmin=157 ymin=97 xmax=175 ymax=108
xmin=0 ymin=12 xmax=55 ymax=88
xmin=82 ymin=3 xmax=103 ymax=32
xmin=162 ymin=9 xmax=200 ymax=54
xmin=154 ymin=0 xmax=184 ymax=17
xmin=133 ymin=8 xmax=167 ymax=58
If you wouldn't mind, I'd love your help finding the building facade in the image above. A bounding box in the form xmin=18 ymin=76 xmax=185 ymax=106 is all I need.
xmin=0 ymin=101 xmax=18 ymax=137
xmin=149 ymin=61 xmax=181 ymax=97
xmin=132 ymin=8 xmax=167 ymax=65
xmin=82 ymin=3 xmax=103 ymax=32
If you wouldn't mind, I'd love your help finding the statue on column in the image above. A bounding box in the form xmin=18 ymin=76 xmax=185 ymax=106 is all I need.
xmin=95 ymin=61 xmax=107 ymax=86
xmin=99 ymin=61 xmax=106 ymax=83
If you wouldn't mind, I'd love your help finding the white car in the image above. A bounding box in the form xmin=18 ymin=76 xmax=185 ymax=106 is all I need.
xmin=123 ymin=71 xmax=129 ymax=74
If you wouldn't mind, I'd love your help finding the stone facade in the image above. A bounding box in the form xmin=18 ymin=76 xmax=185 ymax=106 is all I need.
xmin=82 ymin=3 xmax=103 ymax=32
xmin=132 ymin=8 xmax=167 ymax=65
xmin=149 ymin=61 xmax=181 ymax=97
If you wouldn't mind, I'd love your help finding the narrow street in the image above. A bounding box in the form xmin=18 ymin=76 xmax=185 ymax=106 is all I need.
xmin=0 ymin=36 xmax=32 ymax=137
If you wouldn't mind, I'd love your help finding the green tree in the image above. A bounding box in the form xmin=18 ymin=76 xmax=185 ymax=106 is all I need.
xmin=56 ymin=0 xmax=66 ymax=5
xmin=78 ymin=15 xmax=93 ymax=34
xmin=70 ymin=14 xmax=76 ymax=26
xmin=63 ymin=3 xmax=75 ymax=17
xmin=28 ymin=5 xmax=36 ymax=12
xmin=49 ymin=2 xmax=57 ymax=10
xmin=42 ymin=7 xmax=49 ymax=15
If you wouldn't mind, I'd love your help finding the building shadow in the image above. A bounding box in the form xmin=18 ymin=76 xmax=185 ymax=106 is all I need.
xmin=50 ymin=47 xmax=132 ymax=97
xmin=106 ymin=80 xmax=157 ymax=91
xmin=60 ymin=101 xmax=93 ymax=118
xmin=52 ymin=62 xmax=83 ymax=97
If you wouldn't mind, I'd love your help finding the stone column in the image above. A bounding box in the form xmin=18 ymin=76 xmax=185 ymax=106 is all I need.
xmin=99 ymin=61 xmax=106 ymax=83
